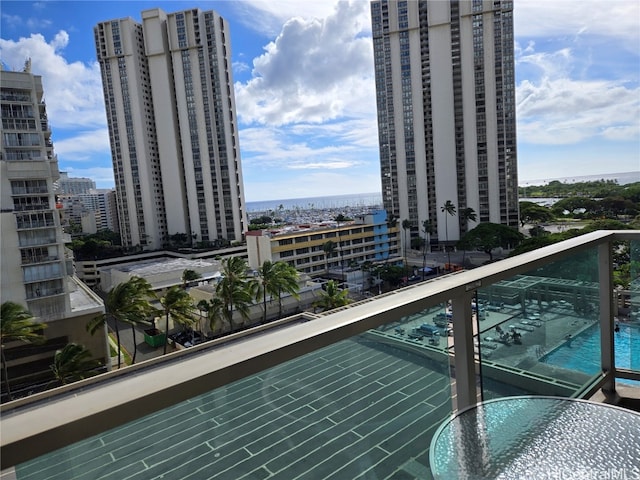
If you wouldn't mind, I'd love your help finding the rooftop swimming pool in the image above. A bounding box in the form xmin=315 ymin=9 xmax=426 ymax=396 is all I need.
xmin=542 ymin=323 xmax=640 ymax=378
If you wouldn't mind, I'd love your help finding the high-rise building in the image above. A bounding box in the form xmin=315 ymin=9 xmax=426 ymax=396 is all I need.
xmin=54 ymin=172 xmax=96 ymax=195
xmin=371 ymin=0 xmax=519 ymax=251
xmin=1 ymin=64 xmax=70 ymax=316
xmin=58 ymin=189 xmax=119 ymax=234
xmin=0 ymin=64 xmax=107 ymax=395
xmin=94 ymin=7 xmax=247 ymax=251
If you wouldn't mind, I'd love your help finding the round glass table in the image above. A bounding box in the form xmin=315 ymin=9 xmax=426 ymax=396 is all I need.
xmin=430 ymin=396 xmax=640 ymax=479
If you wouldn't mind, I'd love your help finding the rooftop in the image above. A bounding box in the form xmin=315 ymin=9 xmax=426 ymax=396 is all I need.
xmin=68 ymin=276 xmax=103 ymax=314
xmin=111 ymin=258 xmax=218 ymax=275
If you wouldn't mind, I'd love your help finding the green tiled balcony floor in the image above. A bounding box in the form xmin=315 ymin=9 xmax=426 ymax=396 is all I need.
xmin=16 ymin=336 xmax=453 ymax=480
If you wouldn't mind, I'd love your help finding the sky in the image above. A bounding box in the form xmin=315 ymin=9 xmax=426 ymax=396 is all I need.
xmin=1 ymin=1 xmax=638 ymax=202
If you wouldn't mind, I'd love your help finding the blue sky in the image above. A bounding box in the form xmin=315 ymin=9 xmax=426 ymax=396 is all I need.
xmin=1 ymin=1 xmax=638 ymax=201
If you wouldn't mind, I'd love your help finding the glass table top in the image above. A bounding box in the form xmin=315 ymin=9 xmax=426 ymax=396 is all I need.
xmin=430 ymin=396 xmax=640 ymax=479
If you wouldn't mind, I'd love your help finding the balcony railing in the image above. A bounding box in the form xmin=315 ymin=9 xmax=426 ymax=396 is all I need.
xmin=1 ymin=230 xmax=638 ymax=476
xmin=20 ymin=254 xmax=59 ymax=265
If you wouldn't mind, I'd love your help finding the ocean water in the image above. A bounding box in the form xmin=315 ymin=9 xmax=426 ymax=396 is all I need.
xmin=245 ymin=172 xmax=637 ymax=213
xmin=246 ymin=192 xmax=383 ymax=212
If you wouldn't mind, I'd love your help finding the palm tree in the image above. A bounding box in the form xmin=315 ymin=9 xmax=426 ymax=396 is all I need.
xmin=322 ymin=240 xmax=336 ymax=273
xmin=422 ymin=219 xmax=434 ymax=280
xmin=1 ymin=302 xmax=46 ymax=400
xmin=254 ymin=260 xmax=276 ymax=323
xmin=160 ymin=285 xmax=194 ymax=355
xmin=272 ymin=261 xmax=300 ymax=319
xmin=459 ymin=207 xmax=477 ymax=227
xmin=181 ymin=269 xmax=201 ymax=288
xmin=87 ymin=276 xmax=156 ymax=367
xmin=206 ymin=297 xmax=225 ymax=336
xmin=254 ymin=260 xmax=300 ymax=323
xmin=313 ymin=280 xmax=351 ymax=312
xmin=441 ymin=200 xmax=457 ymax=266
xmin=216 ymin=257 xmax=254 ymax=334
xmin=50 ymin=343 xmax=97 ymax=385
xmin=196 ymin=299 xmax=210 ymax=334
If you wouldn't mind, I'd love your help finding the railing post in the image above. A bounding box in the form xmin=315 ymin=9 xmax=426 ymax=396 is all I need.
xmin=599 ymin=242 xmax=615 ymax=392
xmin=452 ymin=290 xmax=477 ymax=410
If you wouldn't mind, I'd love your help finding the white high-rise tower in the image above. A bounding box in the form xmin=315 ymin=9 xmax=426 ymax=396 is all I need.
xmin=371 ymin=0 xmax=519 ymax=250
xmin=95 ymin=7 xmax=247 ymax=250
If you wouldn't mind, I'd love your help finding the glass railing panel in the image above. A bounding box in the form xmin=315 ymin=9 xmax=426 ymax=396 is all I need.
xmin=476 ymin=247 xmax=601 ymax=400
xmin=622 ymin=239 xmax=640 ymax=376
xmin=15 ymin=318 xmax=454 ymax=480
xmin=392 ymin=303 xmax=452 ymax=352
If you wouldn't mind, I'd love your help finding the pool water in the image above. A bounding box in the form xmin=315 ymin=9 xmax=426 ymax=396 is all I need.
xmin=543 ymin=323 xmax=640 ymax=375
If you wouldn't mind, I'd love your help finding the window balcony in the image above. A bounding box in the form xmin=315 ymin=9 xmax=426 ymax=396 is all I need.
xmin=1 ymin=231 xmax=639 ymax=477
xmin=20 ymin=254 xmax=59 ymax=265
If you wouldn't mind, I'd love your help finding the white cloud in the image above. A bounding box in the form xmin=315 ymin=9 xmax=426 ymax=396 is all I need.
xmin=239 ymin=122 xmax=377 ymax=173
xmin=234 ymin=1 xmax=380 ymax=200
xmin=0 ymin=31 xmax=106 ymax=130
xmin=232 ymin=61 xmax=250 ymax=75
xmin=240 ymin=129 xmax=348 ymax=169
xmin=515 ymin=42 xmax=640 ymax=145
xmin=514 ymin=1 xmax=640 ymax=47
xmin=54 ymin=129 xmax=110 ymax=161
xmin=230 ymin=0 xmax=364 ymax=37
xmin=288 ymin=161 xmax=353 ymax=170
xmin=235 ymin=1 xmax=374 ymax=126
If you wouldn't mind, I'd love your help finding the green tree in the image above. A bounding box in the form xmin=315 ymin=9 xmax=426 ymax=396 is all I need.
xmin=441 ymin=200 xmax=457 ymax=265
xmin=216 ymin=257 xmax=254 ymax=333
xmin=160 ymin=285 xmax=194 ymax=355
xmin=378 ymin=264 xmax=406 ymax=287
xmin=551 ymin=197 xmax=598 ymax=217
xmin=254 ymin=261 xmax=300 ymax=322
xmin=323 ymin=240 xmax=336 ymax=272
xmin=168 ymin=232 xmax=189 ymax=248
xmin=597 ymin=196 xmax=639 ymax=218
xmin=87 ymin=276 xmax=156 ymax=367
xmin=50 ymin=343 xmax=97 ymax=385
xmin=459 ymin=207 xmax=477 ymax=225
xmin=196 ymin=299 xmax=210 ymax=332
xmin=457 ymin=223 xmax=524 ymax=262
xmin=313 ymin=280 xmax=350 ymax=312
xmin=1 ymin=302 xmax=46 ymax=400
xmin=206 ymin=297 xmax=225 ymax=336
xmin=274 ymin=262 xmax=300 ymax=318
xmin=181 ymin=269 xmax=201 ymax=288
xmin=519 ymin=201 xmax=555 ymax=227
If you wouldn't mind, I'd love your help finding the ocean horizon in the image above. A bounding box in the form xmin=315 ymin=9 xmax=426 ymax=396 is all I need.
xmin=246 ymin=171 xmax=638 ymax=212
xmin=246 ymin=192 xmax=383 ymax=212
xmin=521 ymin=171 xmax=638 ymax=186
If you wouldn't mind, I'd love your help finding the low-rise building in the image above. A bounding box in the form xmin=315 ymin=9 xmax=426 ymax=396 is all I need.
xmin=99 ymin=257 xmax=221 ymax=293
xmin=246 ymin=209 xmax=400 ymax=279
xmin=74 ymin=245 xmax=248 ymax=290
